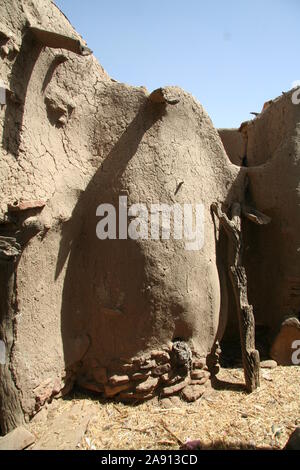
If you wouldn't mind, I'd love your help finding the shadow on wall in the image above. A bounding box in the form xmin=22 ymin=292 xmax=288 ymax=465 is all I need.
xmin=55 ymin=99 xmax=168 ymax=376
xmin=2 ymin=31 xmax=42 ymax=157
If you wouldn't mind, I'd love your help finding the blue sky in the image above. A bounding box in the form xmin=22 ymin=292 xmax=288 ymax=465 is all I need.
xmin=55 ymin=0 xmax=299 ymax=128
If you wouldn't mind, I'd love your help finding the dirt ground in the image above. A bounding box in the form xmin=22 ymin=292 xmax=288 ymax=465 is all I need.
xmin=27 ymin=366 xmax=300 ymax=450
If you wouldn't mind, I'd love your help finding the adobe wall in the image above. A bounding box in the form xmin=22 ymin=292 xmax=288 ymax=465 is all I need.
xmin=0 ymin=0 xmax=242 ymax=432
xmin=218 ymin=128 xmax=246 ymax=166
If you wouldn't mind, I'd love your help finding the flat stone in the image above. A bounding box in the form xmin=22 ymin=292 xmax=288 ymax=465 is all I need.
xmin=260 ymin=360 xmax=277 ymax=369
xmin=131 ymin=371 xmax=151 ymax=381
xmin=181 ymin=384 xmax=205 ymax=402
xmin=0 ymin=426 xmax=35 ymax=450
xmin=150 ymin=350 xmax=170 ymax=363
xmin=7 ymin=199 xmax=46 ymax=212
xmin=152 ymin=363 xmax=171 ymax=376
xmin=190 ymin=370 xmax=206 ymax=380
xmin=193 ymin=372 xmax=210 ymax=382
xmin=161 ymin=378 xmax=189 ymax=397
xmin=135 ymin=376 xmax=159 ymax=393
xmin=190 ymin=376 xmax=209 ymax=386
xmin=120 ymin=363 xmax=136 ymax=373
xmin=132 ymin=356 xmax=148 ymax=366
xmin=134 ymin=392 xmax=155 ymax=401
xmin=119 ymin=357 xmax=133 ymax=364
xmin=160 ymin=372 xmax=182 ymax=385
xmin=139 ymin=360 xmax=156 ymax=370
xmin=108 ymin=374 xmax=130 ymax=386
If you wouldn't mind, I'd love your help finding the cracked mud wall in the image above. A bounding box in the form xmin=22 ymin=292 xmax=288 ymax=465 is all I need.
xmin=220 ymin=93 xmax=300 ymax=343
xmin=1 ymin=0 xmax=245 ymax=432
xmin=218 ymin=128 xmax=246 ymax=167
xmin=245 ymin=93 xmax=300 ymax=336
xmin=3 ymin=0 xmax=299 ymax=434
xmin=0 ymin=0 xmax=111 ymax=431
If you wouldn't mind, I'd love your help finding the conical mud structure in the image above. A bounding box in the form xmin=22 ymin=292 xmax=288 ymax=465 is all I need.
xmin=1 ymin=0 xmax=300 ymax=434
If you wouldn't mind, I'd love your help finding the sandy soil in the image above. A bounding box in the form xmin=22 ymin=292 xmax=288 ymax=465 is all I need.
xmin=28 ymin=366 xmax=300 ymax=450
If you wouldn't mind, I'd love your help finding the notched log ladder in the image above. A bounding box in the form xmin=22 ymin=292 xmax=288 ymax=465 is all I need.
xmin=211 ymin=201 xmax=271 ymax=392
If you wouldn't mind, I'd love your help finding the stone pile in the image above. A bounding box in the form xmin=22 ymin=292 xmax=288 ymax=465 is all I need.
xmin=76 ymin=341 xmax=210 ymax=403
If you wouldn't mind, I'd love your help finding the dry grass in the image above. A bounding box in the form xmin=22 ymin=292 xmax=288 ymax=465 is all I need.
xmin=29 ymin=366 xmax=300 ymax=450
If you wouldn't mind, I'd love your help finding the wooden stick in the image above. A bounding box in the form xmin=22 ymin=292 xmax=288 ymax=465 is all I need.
xmin=29 ymin=26 xmax=92 ymax=56
xmin=211 ymin=202 xmax=260 ymax=392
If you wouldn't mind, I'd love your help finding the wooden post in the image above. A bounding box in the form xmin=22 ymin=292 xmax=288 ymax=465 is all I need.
xmin=211 ymin=202 xmax=261 ymax=392
xmin=29 ymin=26 xmax=92 ymax=56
